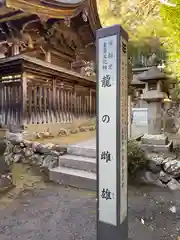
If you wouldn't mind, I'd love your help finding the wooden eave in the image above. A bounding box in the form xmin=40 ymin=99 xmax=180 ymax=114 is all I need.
xmin=0 ymin=0 xmax=101 ymax=34
xmin=5 ymin=0 xmax=85 ymax=18
xmin=0 ymin=55 xmax=96 ymax=87
xmin=0 ymin=8 xmax=31 ymax=22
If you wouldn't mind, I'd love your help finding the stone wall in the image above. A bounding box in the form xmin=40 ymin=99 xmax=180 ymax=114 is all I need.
xmin=0 ymin=135 xmax=13 ymax=192
xmin=5 ymin=133 xmax=67 ymax=177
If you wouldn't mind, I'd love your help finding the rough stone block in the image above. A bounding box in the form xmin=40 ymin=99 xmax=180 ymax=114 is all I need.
xmin=159 ymin=171 xmax=172 ymax=184
xmin=167 ymin=178 xmax=180 ymax=191
xmin=163 ymin=158 xmax=180 ymax=178
xmin=6 ymin=132 xmax=23 ymax=145
xmin=58 ymin=128 xmax=70 ymax=136
xmin=0 ymin=129 xmax=8 ymax=138
xmin=0 ymin=173 xmax=13 ymax=193
xmin=70 ymin=128 xmax=80 ymax=134
xmin=0 ymin=156 xmax=10 ymax=174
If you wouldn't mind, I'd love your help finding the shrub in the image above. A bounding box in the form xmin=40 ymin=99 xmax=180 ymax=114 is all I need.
xmin=127 ymin=139 xmax=147 ymax=176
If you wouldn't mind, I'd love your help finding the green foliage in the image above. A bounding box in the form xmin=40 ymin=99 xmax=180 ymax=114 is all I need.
xmin=98 ymin=0 xmax=162 ymax=40
xmin=170 ymin=83 xmax=180 ymax=100
xmin=127 ymin=140 xmax=147 ymax=176
xmin=98 ymin=0 xmax=180 ymax=80
xmin=98 ymin=0 xmax=167 ymax=64
xmin=160 ymin=1 xmax=180 ymax=78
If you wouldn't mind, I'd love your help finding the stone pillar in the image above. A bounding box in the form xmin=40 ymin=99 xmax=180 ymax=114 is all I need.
xmin=148 ymin=102 xmax=162 ymax=135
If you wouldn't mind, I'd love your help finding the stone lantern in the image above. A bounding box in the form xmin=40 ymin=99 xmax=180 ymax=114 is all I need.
xmin=131 ymin=75 xmax=146 ymax=108
xmin=137 ymin=66 xmax=172 ymax=151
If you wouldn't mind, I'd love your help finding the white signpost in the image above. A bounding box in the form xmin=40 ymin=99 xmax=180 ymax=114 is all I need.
xmin=96 ymin=25 xmax=128 ymax=240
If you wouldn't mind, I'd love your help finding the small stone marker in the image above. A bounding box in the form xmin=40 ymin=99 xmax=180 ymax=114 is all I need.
xmin=96 ymin=25 xmax=128 ymax=240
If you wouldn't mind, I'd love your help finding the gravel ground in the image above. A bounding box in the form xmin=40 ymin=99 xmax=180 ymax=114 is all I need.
xmin=0 ymin=183 xmax=179 ymax=240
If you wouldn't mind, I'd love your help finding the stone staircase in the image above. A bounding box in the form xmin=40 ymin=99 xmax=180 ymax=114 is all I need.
xmin=49 ymin=139 xmax=96 ymax=191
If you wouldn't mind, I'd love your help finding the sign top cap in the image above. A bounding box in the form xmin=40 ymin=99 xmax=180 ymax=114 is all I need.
xmin=96 ymin=24 xmax=128 ymax=41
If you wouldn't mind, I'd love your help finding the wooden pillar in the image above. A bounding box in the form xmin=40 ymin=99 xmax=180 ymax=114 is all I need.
xmin=21 ymin=72 xmax=27 ymax=127
xmin=89 ymin=88 xmax=92 ymax=117
xmin=73 ymin=85 xmax=77 ymax=118
xmin=12 ymin=43 xmax=19 ymax=56
xmin=46 ymin=51 xmax=51 ymax=63
xmin=52 ymin=79 xmax=56 ymax=107
xmin=52 ymin=79 xmax=56 ymax=122
xmin=91 ymin=89 xmax=95 ymax=116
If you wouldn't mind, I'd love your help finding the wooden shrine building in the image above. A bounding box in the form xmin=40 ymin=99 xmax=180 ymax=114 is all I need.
xmin=0 ymin=0 xmax=101 ymax=132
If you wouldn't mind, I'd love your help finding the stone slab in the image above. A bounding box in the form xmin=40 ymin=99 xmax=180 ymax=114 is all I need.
xmin=69 ymin=138 xmax=96 ymax=149
xmin=67 ymin=138 xmax=96 ymax=158
xmin=60 ymin=154 xmax=96 ymax=173
xmin=141 ymin=140 xmax=173 ymax=153
xmin=141 ymin=134 xmax=168 ymax=145
xmin=49 ymin=166 xmax=96 ymax=191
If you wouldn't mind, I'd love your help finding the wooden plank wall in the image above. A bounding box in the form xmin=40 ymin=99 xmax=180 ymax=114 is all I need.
xmin=24 ymin=71 xmax=96 ymax=124
xmin=0 ymin=70 xmax=96 ymax=126
xmin=0 ymin=74 xmax=22 ymax=126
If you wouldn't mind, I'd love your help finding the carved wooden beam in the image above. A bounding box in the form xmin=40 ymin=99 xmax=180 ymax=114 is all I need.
xmin=64 ymin=17 xmax=71 ymax=28
xmin=82 ymin=9 xmax=88 ymax=22
xmin=71 ymin=48 xmax=89 ymax=74
xmin=78 ymin=24 xmax=94 ymax=46
xmin=0 ymin=43 xmax=8 ymax=58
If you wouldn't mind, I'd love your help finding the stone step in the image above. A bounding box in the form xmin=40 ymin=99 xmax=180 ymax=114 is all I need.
xmin=67 ymin=146 xmax=96 ymax=158
xmin=49 ymin=167 xmax=96 ymax=191
xmin=60 ymin=154 xmax=96 ymax=173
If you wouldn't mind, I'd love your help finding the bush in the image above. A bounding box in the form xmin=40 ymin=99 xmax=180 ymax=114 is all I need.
xmin=128 ymin=139 xmax=147 ymax=176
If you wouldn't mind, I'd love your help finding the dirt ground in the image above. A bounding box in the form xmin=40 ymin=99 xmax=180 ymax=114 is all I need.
xmin=0 ymin=168 xmax=179 ymax=240
xmin=0 ymin=132 xmax=179 ymax=239
xmin=0 ymin=163 xmax=46 ymax=209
